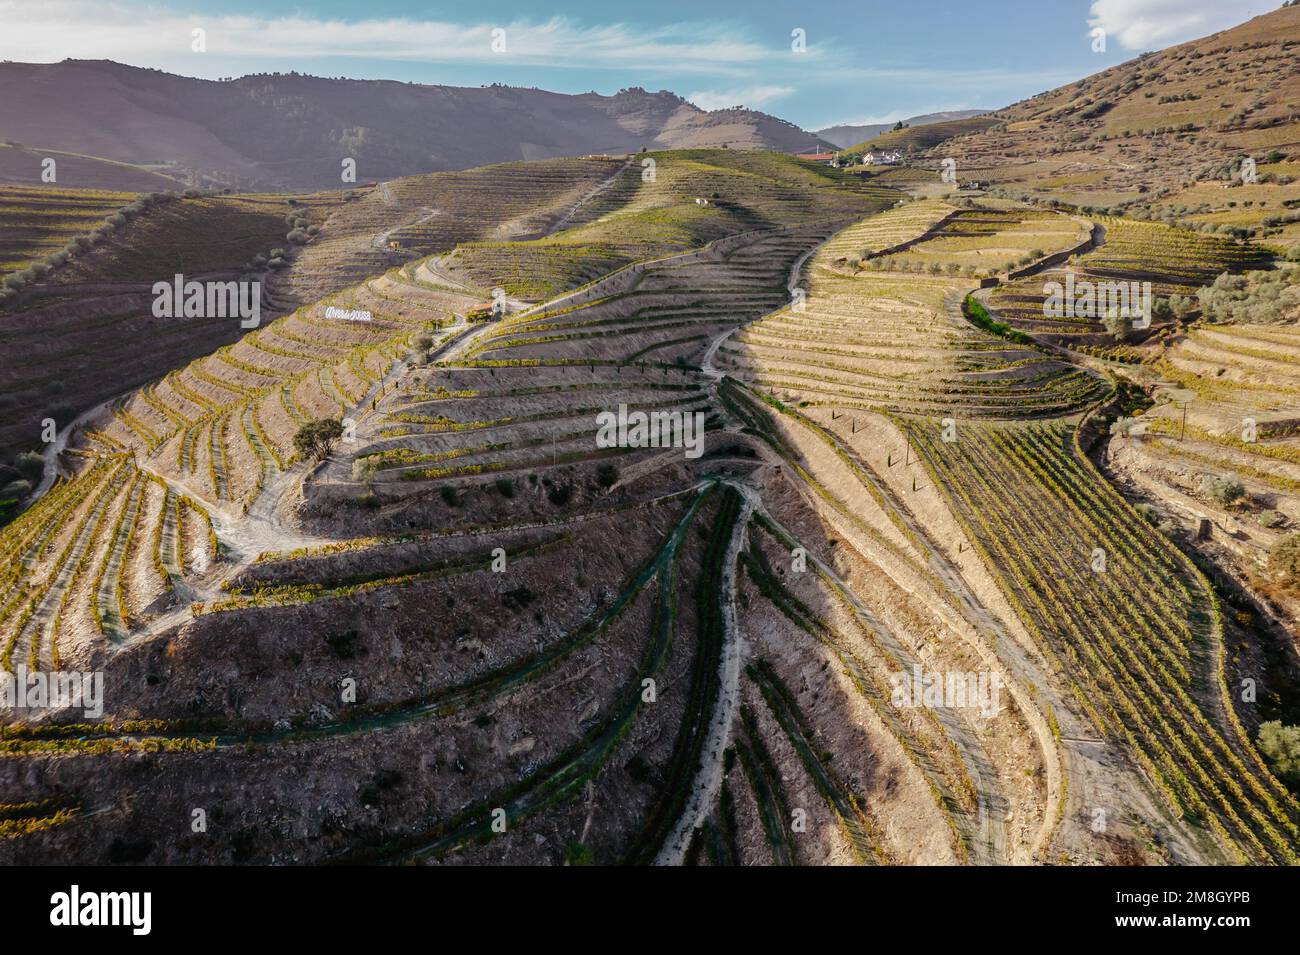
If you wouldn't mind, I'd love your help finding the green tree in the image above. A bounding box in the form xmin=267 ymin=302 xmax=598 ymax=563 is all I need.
xmin=1257 ymin=721 xmax=1300 ymax=780
xmin=294 ymin=419 xmax=344 ymax=461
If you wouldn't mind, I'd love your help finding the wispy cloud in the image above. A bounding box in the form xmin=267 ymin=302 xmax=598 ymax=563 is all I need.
xmin=1088 ymin=0 xmax=1280 ymax=50
xmin=0 ymin=0 xmax=783 ymax=75
xmin=687 ymin=85 xmax=795 ymax=112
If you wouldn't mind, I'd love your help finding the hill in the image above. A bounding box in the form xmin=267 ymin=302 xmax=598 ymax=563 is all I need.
xmin=845 ymin=115 xmax=1001 ymax=155
xmin=817 ymin=110 xmax=990 ymax=149
xmin=0 ymin=61 xmax=834 ymax=192
xmin=0 ymin=143 xmax=184 ymax=192
xmin=931 ymin=4 xmax=1300 ymax=244
xmin=0 ymin=151 xmax=878 ymax=467
xmin=0 ymin=159 xmax=630 ymax=465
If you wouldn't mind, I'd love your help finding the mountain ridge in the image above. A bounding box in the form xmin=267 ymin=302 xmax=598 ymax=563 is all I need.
xmin=0 ymin=59 xmax=834 ymax=191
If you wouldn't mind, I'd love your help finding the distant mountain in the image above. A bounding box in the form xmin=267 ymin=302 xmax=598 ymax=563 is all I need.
xmin=0 ymin=61 xmax=836 ymax=192
xmin=816 ymin=110 xmax=990 ymax=149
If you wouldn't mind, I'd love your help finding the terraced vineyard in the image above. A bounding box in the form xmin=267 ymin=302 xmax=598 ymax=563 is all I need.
xmin=0 ymin=161 xmax=633 ymax=466
xmin=1 ymin=148 xmax=1296 ymax=870
xmin=904 ymin=419 xmax=1298 ymax=864
xmin=0 ymin=185 xmax=134 ymax=279
xmin=441 ymin=151 xmax=895 ymax=300
xmin=718 ymin=199 xmax=1108 ymax=418
xmin=985 ymin=217 xmax=1269 ymax=361
xmin=1107 ymin=320 xmax=1300 ymax=630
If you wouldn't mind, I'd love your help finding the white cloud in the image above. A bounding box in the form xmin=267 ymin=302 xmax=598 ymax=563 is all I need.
xmin=687 ymin=85 xmax=795 ymax=112
xmin=0 ymin=1 xmax=779 ymax=75
xmin=1088 ymin=0 xmax=1281 ymax=50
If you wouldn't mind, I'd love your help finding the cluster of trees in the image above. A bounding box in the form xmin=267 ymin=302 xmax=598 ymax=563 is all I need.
xmin=240 ymin=246 xmax=290 ymax=283
xmin=284 ymin=204 xmax=320 ymax=247
xmin=1197 ymin=263 xmax=1300 ymax=325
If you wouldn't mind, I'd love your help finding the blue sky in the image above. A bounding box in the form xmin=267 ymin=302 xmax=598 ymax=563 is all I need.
xmin=0 ymin=0 xmax=1283 ymax=129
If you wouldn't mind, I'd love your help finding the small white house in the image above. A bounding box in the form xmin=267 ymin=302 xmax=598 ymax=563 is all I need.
xmin=863 ymin=150 xmax=903 ymax=166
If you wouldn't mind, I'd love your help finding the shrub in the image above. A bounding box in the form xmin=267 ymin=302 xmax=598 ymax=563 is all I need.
xmin=1270 ymin=532 xmax=1300 ymax=589
xmin=1102 ymin=311 xmax=1129 ymax=339
xmin=1258 ymin=509 xmax=1286 ymax=529
xmin=547 ymin=483 xmax=572 ymax=506
xmin=1110 ymin=416 xmax=1144 ymax=437
xmin=1169 ymin=293 xmax=1196 ymax=319
xmin=0 ymin=479 xmax=32 ymax=499
xmin=1134 ymin=502 xmax=1160 ymax=525
xmin=1199 ymin=474 xmax=1245 ymax=505
xmin=14 ymin=450 xmax=44 ymax=482
xmin=566 ymin=841 xmax=594 ymax=866
xmin=325 ymin=629 xmax=361 ymax=660
xmin=439 ymin=485 xmax=460 ymax=507
xmin=502 ymin=587 xmax=536 ymax=611
xmin=494 ymin=477 xmax=515 ymax=498
xmin=595 ymin=463 xmax=618 ymax=488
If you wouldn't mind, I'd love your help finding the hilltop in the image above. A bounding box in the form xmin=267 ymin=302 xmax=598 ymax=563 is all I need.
xmin=845 ymin=115 xmax=1001 ymax=156
xmin=0 ymin=61 xmax=834 ymax=191
xmin=929 ymin=4 xmax=1300 ymax=243
xmin=817 ymin=110 xmax=990 ymax=149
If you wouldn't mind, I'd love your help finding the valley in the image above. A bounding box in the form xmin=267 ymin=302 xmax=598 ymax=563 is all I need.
xmin=1 ymin=3 xmax=1298 ymax=872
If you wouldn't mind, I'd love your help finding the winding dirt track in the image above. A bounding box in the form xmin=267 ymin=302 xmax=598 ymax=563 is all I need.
xmin=654 ymin=492 xmax=753 ymax=865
